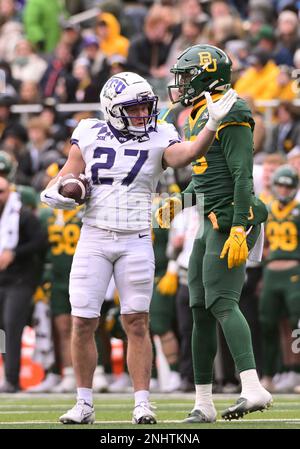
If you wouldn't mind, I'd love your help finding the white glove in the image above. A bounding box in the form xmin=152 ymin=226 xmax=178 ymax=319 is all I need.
xmin=40 ymin=177 xmax=78 ymax=210
xmin=205 ymin=88 xmax=238 ymax=131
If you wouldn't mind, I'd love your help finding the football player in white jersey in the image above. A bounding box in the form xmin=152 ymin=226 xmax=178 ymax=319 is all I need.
xmin=41 ymin=72 xmax=237 ymax=425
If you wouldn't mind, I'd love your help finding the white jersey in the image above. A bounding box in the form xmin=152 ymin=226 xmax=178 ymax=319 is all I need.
xmin=71 ymin=119 xmax=181 ymax=231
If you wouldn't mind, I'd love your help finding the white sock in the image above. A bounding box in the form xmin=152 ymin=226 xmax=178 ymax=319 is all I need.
xmin=134 ymin=390 xmax=149 ymax=406
xmin=240 ymin=369 xmax=264 ymax=397
xmin=195 ymin=384 xmax=215 ymax=409
xmin=77 ymin=387 xmax=93 ymax=406
xmin=63 ymin=366 xmax=74 ymax=376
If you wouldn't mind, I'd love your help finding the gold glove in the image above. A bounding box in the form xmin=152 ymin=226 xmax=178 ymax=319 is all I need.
xmin=220 ymin=226 xmax=249 ymax=269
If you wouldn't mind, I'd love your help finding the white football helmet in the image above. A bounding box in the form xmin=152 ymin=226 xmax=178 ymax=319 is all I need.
xmin=100 ymin=72 xmax=158 ymax=135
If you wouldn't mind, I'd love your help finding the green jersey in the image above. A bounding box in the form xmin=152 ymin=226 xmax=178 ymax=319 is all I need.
xmin=39 ymin=206 xmax=84 ymax=287
xmin=265 ymin=199 xmax=300 ymax=262
xmin=182 ymin=96 xmax=267 ymax=231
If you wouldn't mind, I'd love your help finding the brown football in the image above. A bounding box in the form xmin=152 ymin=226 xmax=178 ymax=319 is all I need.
xmin=59 ymin=174 xmax=89 ymax=205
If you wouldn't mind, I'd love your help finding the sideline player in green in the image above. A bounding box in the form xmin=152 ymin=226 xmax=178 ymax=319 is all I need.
xmin=260 ymin=165 xmax=300 ymax=392
xmin=156 ymin=44 xmax=272 ymax=421
xmin=0 ymin=150 xmax=38 ymax=209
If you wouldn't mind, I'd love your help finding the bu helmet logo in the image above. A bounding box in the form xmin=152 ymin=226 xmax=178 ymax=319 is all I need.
xmin=198 ymin=52 xmax=217 ymax=72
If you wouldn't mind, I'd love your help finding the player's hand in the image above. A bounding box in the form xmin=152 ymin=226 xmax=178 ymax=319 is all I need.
xmin=155 ymin=197 xmax=182 ymax=229
xmin=157 ymin=272 xmax=178 ymax=295
xmin=40 ymin=177 xmax=78 ymax=210
xmin=220 ymin=226 xmax=249 ymax=269
xmin=205 ymin=89 xmax=238 ymax=131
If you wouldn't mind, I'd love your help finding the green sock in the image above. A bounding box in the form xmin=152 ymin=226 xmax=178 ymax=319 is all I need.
xmin=192 ymin=306 xmax=217 ymax=384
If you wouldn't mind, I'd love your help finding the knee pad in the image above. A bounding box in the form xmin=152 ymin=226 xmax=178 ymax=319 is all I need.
xmin=210 ymin=298 xmax=238 ymax=324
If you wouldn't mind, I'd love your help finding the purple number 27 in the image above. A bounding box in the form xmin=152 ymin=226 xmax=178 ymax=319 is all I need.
xmin=91 ymin=147 xmax=149 ymax=186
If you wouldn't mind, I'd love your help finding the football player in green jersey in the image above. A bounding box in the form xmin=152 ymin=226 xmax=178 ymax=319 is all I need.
xmin=260 ymin=165 xmax=300 ymax=392
xmin=0 ymin=150 xmax=38 ymax=209
xmin=157 ymin=44 xmax=272 ymax=421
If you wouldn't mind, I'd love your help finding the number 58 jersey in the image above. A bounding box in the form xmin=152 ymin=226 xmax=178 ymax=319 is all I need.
xmin=71 ymin=119 xmax=181 ymax=232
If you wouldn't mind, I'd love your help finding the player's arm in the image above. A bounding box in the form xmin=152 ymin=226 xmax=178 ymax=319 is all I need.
xmin=221 ymin=125 xmax=253 ymax=227
xmin=219 ymin=124 xmax=253 ymax=268
xmin=163 ymin=89 xmax=237 ymax=168
xmin=40 ymin=144 xmax=86 ymax=210
xmin=45 ymin=144 xmax=85 ymax=189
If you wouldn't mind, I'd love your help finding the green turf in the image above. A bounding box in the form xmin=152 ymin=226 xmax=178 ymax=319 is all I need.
xmin=0 ymin=394 xmax=299 ymax=429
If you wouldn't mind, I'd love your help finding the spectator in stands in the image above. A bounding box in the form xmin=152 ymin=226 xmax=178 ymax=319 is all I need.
xmin=95 ymin=12 xmax=129 ymax=58
xmin=11 ymin=39 xmax=47 ymax=84
xmin=79 ymin=35 xmax=110 ymax=83
xmin=166 ymin=17 xmax=209 ymax=76
xmin=0 ymin=175 xmax=47 ymax=392
xmin=19 ymin=81 xmax=41 ymax=105
xmin=26 ymin=117 xmax=57 ymax=175
xmin=0 ymin=61 xmax=19 ymax=98
xmin=268 ymin=101 xmax=300 ymax=156
xmin=60 ymin=23 xmax=83 ymax=60
xmin=40 ymin=98 xmax=68 ymax=144
xmin=235 ymin=48 xmax=296 ymax=102
xmin=40 ymin=42 xmax=73 ymax=98
xmin=71 ymin=57 xmax=99 ymax=103
xmin=0 ymin=95 xmax=16 ymax=141
xmin=127 ymin=4 xmax=173 ymax=80
xmin=276 ymin=10 xmax=300 ymax=68
xmin=23 ymin=0 xmax=67 ymax=54
xmin=0 ymin=13 xmax=23 ymax=63
xmin=107 ymin=54 xmax=127 ymax=77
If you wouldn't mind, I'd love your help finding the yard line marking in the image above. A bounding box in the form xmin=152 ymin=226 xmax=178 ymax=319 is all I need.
xmin=1 ymin=418 xmax=300 ymax=425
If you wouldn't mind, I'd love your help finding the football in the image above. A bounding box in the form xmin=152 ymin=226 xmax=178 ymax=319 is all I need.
xmin=59 ymin=174 xmax=89 ymax=205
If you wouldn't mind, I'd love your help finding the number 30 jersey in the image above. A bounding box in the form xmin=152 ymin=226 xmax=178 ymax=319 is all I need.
xmin=71 ymin=119 xmax=181 ymax=232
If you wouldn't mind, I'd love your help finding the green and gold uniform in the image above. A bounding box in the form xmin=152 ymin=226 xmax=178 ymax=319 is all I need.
xmin=183 ymin=96 xmax=267 ymax=309
xmin=260 ymin=199 xmax=300 ymax=376
xmin=39 ymin=207 xmax=83 ymax=316
xmin=162 ymin=95 xmax=268 ymax=383
xmin=150 ymin=220 xmax=177 ymax=337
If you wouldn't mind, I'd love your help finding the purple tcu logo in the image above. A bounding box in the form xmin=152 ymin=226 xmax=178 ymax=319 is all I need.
xmin=104 ymin=78 xmax=126 ymax=100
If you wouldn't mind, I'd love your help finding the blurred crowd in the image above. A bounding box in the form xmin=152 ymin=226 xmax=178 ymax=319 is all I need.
xmin=0 ymin=0 xmax=300 ymax=395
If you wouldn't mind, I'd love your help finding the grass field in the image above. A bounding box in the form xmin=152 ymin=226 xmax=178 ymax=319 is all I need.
xmin=0 ymin=393 xmax=299 ymax=429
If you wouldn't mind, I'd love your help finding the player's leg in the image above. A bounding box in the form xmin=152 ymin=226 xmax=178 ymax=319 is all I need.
xmin=50 ymin=287 xmax=75 ymax=393
xmin=60 ymin=225 xmax=114 ymax=424
xmin=259 ymin=268 xmax=281 ymax=391
xmin=150 ymin=282 xmax=180 ymax=392
xmin=184 ymin=227 xmax=217 ymax=423
xmin=114 ymin=231 xmax=156 ymax=424
xmin=282 ymin=267 xmax=300 ymax=391
xmin=204 ymin=223 xmax=272 ymax=420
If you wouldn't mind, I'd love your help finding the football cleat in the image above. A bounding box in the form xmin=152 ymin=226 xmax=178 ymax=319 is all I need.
xmin=132 ymin=401 xmax=157 ymax=424
xmin=26 ymin=373 xmax=61 ymax=393
xmin=59 ymin=399 xmax=95 ymax=424
xmin=93 ymin=366 xmax=109 ymax=393
xmin=183 ymin=407 xmax=217 ymax=423
xmin=222 ymin=392 xmax=273 ymax=421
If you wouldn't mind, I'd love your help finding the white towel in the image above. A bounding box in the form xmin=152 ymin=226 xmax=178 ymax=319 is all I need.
xmin=248 ymin=223 xmax=264 ymax=263
xmin=0 ymin=191 xmax=21 ymax=253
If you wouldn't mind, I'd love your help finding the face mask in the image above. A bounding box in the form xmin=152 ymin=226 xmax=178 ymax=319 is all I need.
xmin=15 ymin=56 xmax=29 ymax=67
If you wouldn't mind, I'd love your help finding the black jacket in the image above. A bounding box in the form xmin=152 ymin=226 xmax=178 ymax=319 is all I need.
xmin=0 ymin=207 xmax=48 ymax=287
